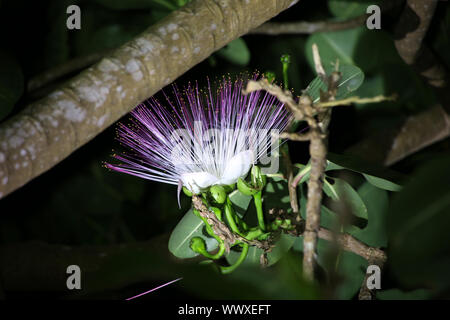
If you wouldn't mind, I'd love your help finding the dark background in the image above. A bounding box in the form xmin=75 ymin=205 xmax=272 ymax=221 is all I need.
xmin=0 ymin=0 xmax=449 ymax=300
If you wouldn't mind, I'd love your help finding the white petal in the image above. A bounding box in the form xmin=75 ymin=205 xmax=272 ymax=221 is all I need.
xmin=218 ymin=150 xmax=254 ymax=185
xmin=181 ymin=171 xmax=219 ymax=194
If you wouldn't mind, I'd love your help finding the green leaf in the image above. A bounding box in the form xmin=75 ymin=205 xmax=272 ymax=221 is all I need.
xmin=226 ymin=233 xmax=296 ymax=267
xmin=299 ymin=185 xmax=339 ymax=229
xmin=328 ymin=0 xmax=380 ymax=19
xmin=168 ymin=209 xmax=219 ymax=258
xmin=346 ymin=182 xmax=389 ymax=247
xmin=377 ymin=288 xmax=432 ymax=300
xmin=388 ymin=155 xmax=450 ymax=290
xmin=327 ymin=152 xmax=405 ymax=188
xmin=326 ymin=160 xmax=344 ymax=171
xmin=323 ymin=177 xmax=339 ymax=200
xmin=332 ymin=248 xmax=368 ymax=299
xmin=293 ymin=237 xmax=367 ymax=299
xmin=306 ymin=28 xmax=361 ymax=67
xmin=265 ymin=176 xmax=291 ymax=206
xmin=362 ymin=173 xmax=402 ymax=192
xmin=216 ymin=38 xmax=250 ymax=66
xmin=326 ymin=178 xmax=368 ymax=219
xmin=0 ymin=51 xmax=23 ymax=121
xmin=229 ymin=189 xmax=252 ymax=218
xmin=305 ymin=27 xmax=400 ymax=74
xmin=305 ymin=64 xmax=364 ymax=103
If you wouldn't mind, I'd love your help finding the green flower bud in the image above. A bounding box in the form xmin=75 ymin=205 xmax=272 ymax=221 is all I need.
xmin=280 ymin=54 xmax=291 ymax=65
xmin=209 ymin=185 xmax=226 ymax=204
xmin=182 ymin=186 xmax=193 ymax=197
xmin=264 ymin=71 xmax=276 ymax=83
xmin=237 ymin=177 xmax=259 ymax=196
xmin=209 ymin=206 xmax=223 ymax=221
xmin=223 ymin=183 xmax=236 ymax=193
xmin=190 ymin=237 xmax=207 ymax=255
xmin=251 ymin=165 xmax=267 ymax=189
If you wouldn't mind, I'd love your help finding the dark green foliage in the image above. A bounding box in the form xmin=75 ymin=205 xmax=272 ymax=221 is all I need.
xmin=0 ymin=0 xmax=449 ymax=300
xmin=388 ymin=155 xmax=450 ymax=292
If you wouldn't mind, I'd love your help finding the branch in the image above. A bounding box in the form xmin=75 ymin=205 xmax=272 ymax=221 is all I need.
xmin=281 ymin=146 xmax=300 ymax=216
xmin=249 ymin=0 xmax=401 ymax=36
xmin=249 ymin=14 xmax=367 ymax=35
xmin=315 ymin=94 xmax=397 ymax=108
xmin=192 ymin=195 xmax=235 ymax=252
xmin=244 ymin=44 xmax=339 ymax=281
xmin=27 ymin=49 xmax=112 ymax=93
xmin=394 ymin=0 xmax=450 ymax=106
xmin=0 ymin=0 xmax=298 ymax=199
xmin=346 ymin=104 xmax=450 ymax=166
xmin=192 ymin=195 xmax=273 ymax=255
xmin=317 ymin=228 xmax=386 ymax=264
xmin=284 ymin=222 xmax=386 ymax=275
xmin=347 ymin=0 xmax=450 ymax=166
xmin=394 ymin=0 xmax=438 ymax=66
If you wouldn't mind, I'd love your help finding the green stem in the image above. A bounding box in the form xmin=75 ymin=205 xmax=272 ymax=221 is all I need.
xmin=220 ymin=243 xmax=249 ymax=274
xmin=334 ymin=226 xmax=344 ymax=272
xmin=193 ymin=209 xmax=222 ymax=243
xmin=293 ymin=162 xmax=312 ymax=184
xmin=282 ymin=64 xmax=289 ymax=89
xmin=202 ymin=243 xmax=226 ymax=260
xmin=245 ymin=227 xmax=264 ymax=240
xmin=280 ymin=54 xmax=290 ymax=89
xmin=254 ymin=191 xmax=266 ymax=231
xmin=224 ymin=197 xmax=244 ymax=236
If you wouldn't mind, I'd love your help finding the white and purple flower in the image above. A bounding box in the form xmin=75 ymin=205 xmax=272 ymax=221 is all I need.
xmin=106 ymin=76 xmax=291 ymax=200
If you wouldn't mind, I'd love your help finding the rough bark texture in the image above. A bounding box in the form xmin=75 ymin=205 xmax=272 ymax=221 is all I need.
xmin=0 ymin=0 xmax=298 ymax=199
xmin=317 ymin=228 xmax=386 ymax=264
xmin=249 ymin=14 xmax=366 ymax=35
xmin=394 ymin=0 xmax=438 ymax=65
xmin=302 ymin=136 xmax=327 ymax=279
xmin=348 ymin=0 xmax=450 ymax=166
xmin=243 ymin=50 xmax=339 ymax=281
xmin=394 ymin=0 xmax=449 ymax=98
xmin=347 ymin=104 xmax=450 ymax=166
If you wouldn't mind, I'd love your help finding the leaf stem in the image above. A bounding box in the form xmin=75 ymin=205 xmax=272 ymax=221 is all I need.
xmin=254 ymin=191 xmax=266 ymax=231
xmin=203 ymin=243 xmax=226 ymax=260
xmin=224 ymin=197 xmax=244 ymax=236
xmin=220 ymin=243 xmax=249 ymax=274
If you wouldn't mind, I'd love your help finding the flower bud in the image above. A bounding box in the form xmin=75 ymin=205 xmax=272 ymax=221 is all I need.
xmin=264 ymin=71 xmax=276 ymax=83
xmin=209 ymin=185 xmax=226 ymax=204
xmin=251 ymin=165 xmax=266 ymax=189
xmin=223 ymin=183 xmax=236 ymax=193
xmin=190 ymin=237 xmax=207 ymax=255
xmin=209 ymin=206 xmax=223 ymax=221
xmin=182 ymin=186 xmax=193 ymax=197
xmin=237 ymin=178 xmax=259 ymax=196
xmin=280 ymin=54 xmax=291 ymax=65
